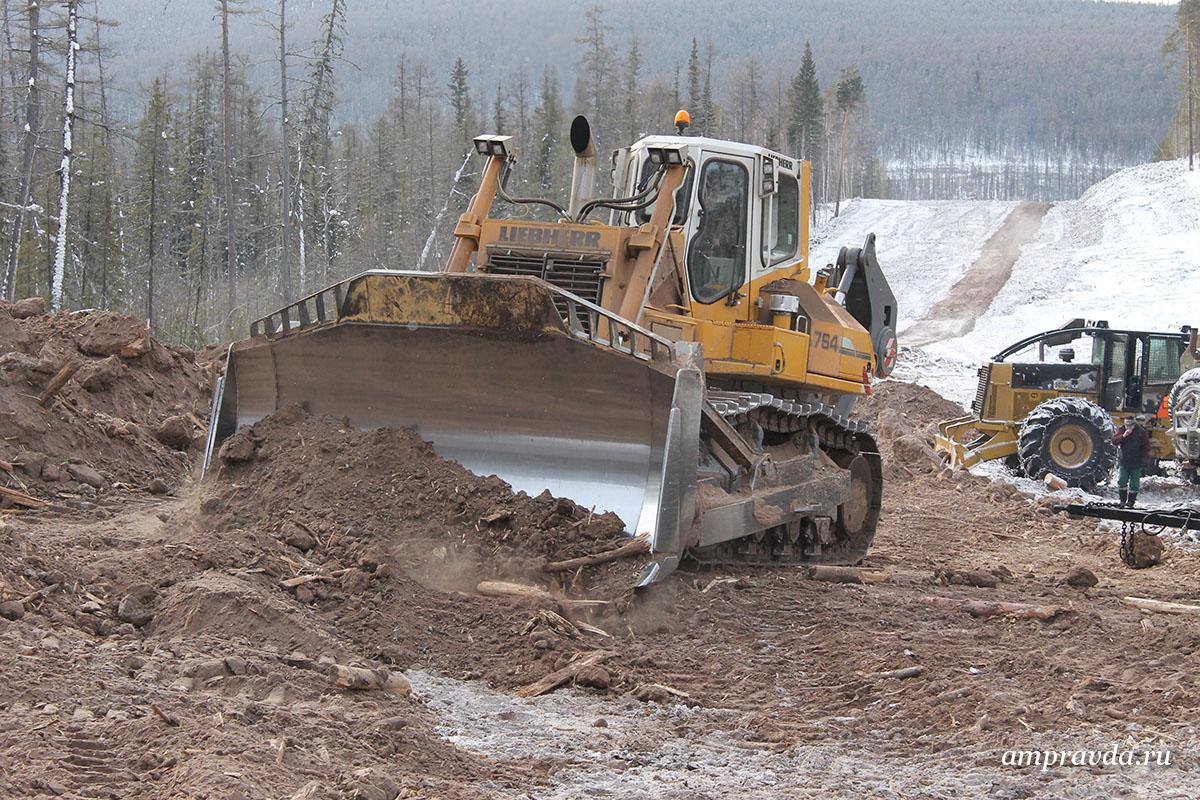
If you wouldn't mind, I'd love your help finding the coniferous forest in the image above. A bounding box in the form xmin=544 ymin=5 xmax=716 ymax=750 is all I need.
xmin=0 ymin=0 xmax=1193 ymax=343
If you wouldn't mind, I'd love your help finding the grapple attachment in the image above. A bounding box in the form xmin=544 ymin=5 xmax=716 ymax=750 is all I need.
xmin=203 ymin=271 xmax=702 ymax=584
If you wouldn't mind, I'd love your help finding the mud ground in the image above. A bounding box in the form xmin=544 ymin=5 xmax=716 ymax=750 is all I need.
xmin=2 ymin=305 xmax=1200 ymax=799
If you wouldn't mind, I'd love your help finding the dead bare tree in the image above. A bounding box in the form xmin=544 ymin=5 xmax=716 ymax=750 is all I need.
xmin=217 ymin=0 xmax=242 ymax=322
xmin=51 ymin=0 xmax=79 ymax=311
xmin=275 ymin=0 xmax=293 ymax=299
xmin=3 ymin=1 xmax=39 ymax=301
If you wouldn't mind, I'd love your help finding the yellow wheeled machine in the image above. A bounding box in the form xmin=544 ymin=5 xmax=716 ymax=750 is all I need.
xmin=205 ymin=114 xmax=899 ymax=584
xmin=936 ymin=320 xmax=1200 ymax=489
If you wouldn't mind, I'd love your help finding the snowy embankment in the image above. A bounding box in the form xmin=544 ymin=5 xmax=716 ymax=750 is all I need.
xmin=809 ymin=198 xmax=1016 ymax=324
xmin=816 ymin=159 xmax=1200 ymax=405
xmin=925 ymin=159 xmax=1200 ymax=371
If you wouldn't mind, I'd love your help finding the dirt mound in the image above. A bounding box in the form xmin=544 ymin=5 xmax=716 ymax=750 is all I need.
xmin=204 ymin=405 xmax=632 ymax=579
xmin=854 ymin=380 xmax=965 ymax=475
xmin=0 ymin=301 xmax=213 ymax=502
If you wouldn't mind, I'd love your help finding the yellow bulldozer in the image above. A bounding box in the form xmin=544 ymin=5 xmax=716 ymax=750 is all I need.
xmin=935 ymin=320 xmax=1200 ymax=489
xmin=204 ymin=113 xmax=899 ymax=585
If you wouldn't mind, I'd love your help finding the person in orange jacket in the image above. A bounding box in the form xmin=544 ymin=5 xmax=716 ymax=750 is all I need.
xmin=1112 ymin=416 xmax=1150 ymax=508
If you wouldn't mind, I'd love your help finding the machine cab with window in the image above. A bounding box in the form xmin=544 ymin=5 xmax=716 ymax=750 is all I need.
xmin=615 ymin=136 xmax=806 ymax=315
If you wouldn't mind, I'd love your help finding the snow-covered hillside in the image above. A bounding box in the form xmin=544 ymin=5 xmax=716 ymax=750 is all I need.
xmin=809 ymin=199 xmax=1016 ymax=324
xmin=818 ymin=158 xmax=1200 ymax=403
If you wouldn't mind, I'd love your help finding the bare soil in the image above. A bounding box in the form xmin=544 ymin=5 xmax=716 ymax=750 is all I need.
xmin=2 ymin=310 xmax=1199 ymax=798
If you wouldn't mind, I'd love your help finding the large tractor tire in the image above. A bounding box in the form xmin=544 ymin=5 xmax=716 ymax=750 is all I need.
xmin=1017 ymin=397 xmax=1116 ymax=490
xmin=1170 ymin=367 xmax=1200 ymax=467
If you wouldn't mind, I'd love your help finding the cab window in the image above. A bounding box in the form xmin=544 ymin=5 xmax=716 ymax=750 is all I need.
xmin=761 ymin=173 xmax=799 ymax=267
xmin=688 ymin=159 xmax=749 ymax=304
xmin=1147 ymin=337 xmax=1182 ymax=383
xmin=635 ymin=156 xmax=693 ymax=226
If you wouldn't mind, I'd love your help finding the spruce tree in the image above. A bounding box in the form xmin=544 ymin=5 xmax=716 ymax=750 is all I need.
xmin=448 ymin=57 xmax=472 ymax=153
xmin=533 ymin=66 xmax=561 ymax=195
xmin=788 ymin=42 xmax=824 ymax=162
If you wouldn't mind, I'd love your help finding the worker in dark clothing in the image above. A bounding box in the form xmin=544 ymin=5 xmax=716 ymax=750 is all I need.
xmin=1113 ymin=416 xmax=1151 ymax=508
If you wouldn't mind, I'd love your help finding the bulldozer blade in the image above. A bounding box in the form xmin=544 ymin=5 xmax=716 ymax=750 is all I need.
xmin=204 ymin=271 xmax=700 ymax=584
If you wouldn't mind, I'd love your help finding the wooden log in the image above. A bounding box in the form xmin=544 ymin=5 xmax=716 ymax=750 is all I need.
xmin=37 ymin=362 xmax=79 ymax=406
xmin=543 ymin=537 xmax=651 ymax=573
xmin=861 ymin=666 xmax=923 ymax=681
xmin=803 ymin=565 xmax=890 ymax=584
xmin=517 ymin=650 xmax=609 ymax=698
xmin=476 ymin=580 xmax=557 ymax=603
xmin=0 ymin=485 xmax=49 ymax=509
xmin=1121 ymin=596 xmax=1200 ymax=616
xmin=331 ymin=664 xmax=411 ymax=696
xmin=918 ymin=595 xmax=1065 ymax=621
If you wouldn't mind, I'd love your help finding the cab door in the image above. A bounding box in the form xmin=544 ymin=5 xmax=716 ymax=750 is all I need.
xmin=685 ymin=153 xmax=754 ymax=317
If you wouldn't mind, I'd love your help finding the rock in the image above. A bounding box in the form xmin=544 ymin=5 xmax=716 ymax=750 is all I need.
xmin=154 ymin=415 xmax=194 ymax=450
xmin=76 ymin=355 xmax=125 ymax=391
xmin=116 ymin=595 xmax=152 ymax=627
xmin=135 ymin=751 xmax=162 ymax=772
xmin=378 ymin=715 xmax=409 ymax=730
xmin=284 ymin=650 xmax=312 ymax=668
xmin=0 ymin=350 xmax=38 ymax=376
xmin=295 ymin=585 xmax=315 ymax=604
xmin=339 ymin=568 xmax=371 ymax=595
xmin=592 ymin=717 xmax=608 ymax=728
xmin=632 ymin=683 xmax=672 ymax=704
xmin=1064 ymin=566 xmax=1098 ymax=589
xmin=124 ymin=582 xmax=156 ymax=603
xmin=0 ymin=600 xmax=26 ymax=621
xmin=78 ymin=314 xmax=151 ymax=358
xmin=934 ymin=568 xmax=999 ymax=588
xmin=10 ymin=296 xmax=46 ymax=319
xmin=121 ymin=654 xmax=147 ymax=673
xmin=223 ymin=656 xmax=249 ymax=676
xmin=280 ymin=521 xmax=316 ymax=552
xmin=218 ymin=431 xmax=257 ymax=463
xmin=39 ymin=462 xmax=64 ymax=482
xmin=65 ymin=462 xmax=106 ymax=489
xmin=13 ymin=450 xmax=46 ymax=479
xmin=893 ymin=434 xmax=941 ymax=470
xmin=76 ymin=483 xmax=97 ymax=499
xmin=357 ymin=547 xmax=385 ymax=572
xmin=147 ymin=478 xmax=171 ymax=495
xmin=1129 ymin=532 xmax=1164 ymax=569
xmin=574 ymin=665 xmax=611 ymax=690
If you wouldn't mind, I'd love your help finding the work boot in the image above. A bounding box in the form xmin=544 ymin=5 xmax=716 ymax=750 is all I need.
xmin=1118 ymin=489 xmax=1128 ymax=507
xmin=1128 ymin=491 xmax=1138 ymax=509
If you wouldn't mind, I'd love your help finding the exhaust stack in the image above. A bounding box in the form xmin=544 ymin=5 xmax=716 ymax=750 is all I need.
xmin=568 ymin=115 xmax=596 ymax=217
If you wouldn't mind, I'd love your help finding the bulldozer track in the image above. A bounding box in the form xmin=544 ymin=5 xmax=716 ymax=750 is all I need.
xmin=694 ymin=389 xmax=882 ymax=568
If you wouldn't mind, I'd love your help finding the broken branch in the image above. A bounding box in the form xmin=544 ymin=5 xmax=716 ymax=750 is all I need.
xmin=918 ymin=595 xmax=1066 ymax=621
xmin=37 ymin=362 xmax=80 ymax=407
xmin=517 ymin=650 xmax=609 ymax=698
xmin=543 ymin=537 xmax=650 ymax=573
xmin=0 ymin=486 xmax=49 ymax=509
xmin=1121 ymin=596 xmax=1200 ymax=616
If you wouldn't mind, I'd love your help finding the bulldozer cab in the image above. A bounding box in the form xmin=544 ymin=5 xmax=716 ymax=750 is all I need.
xmin=614 ymin=135 xmax=806 ymax=320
